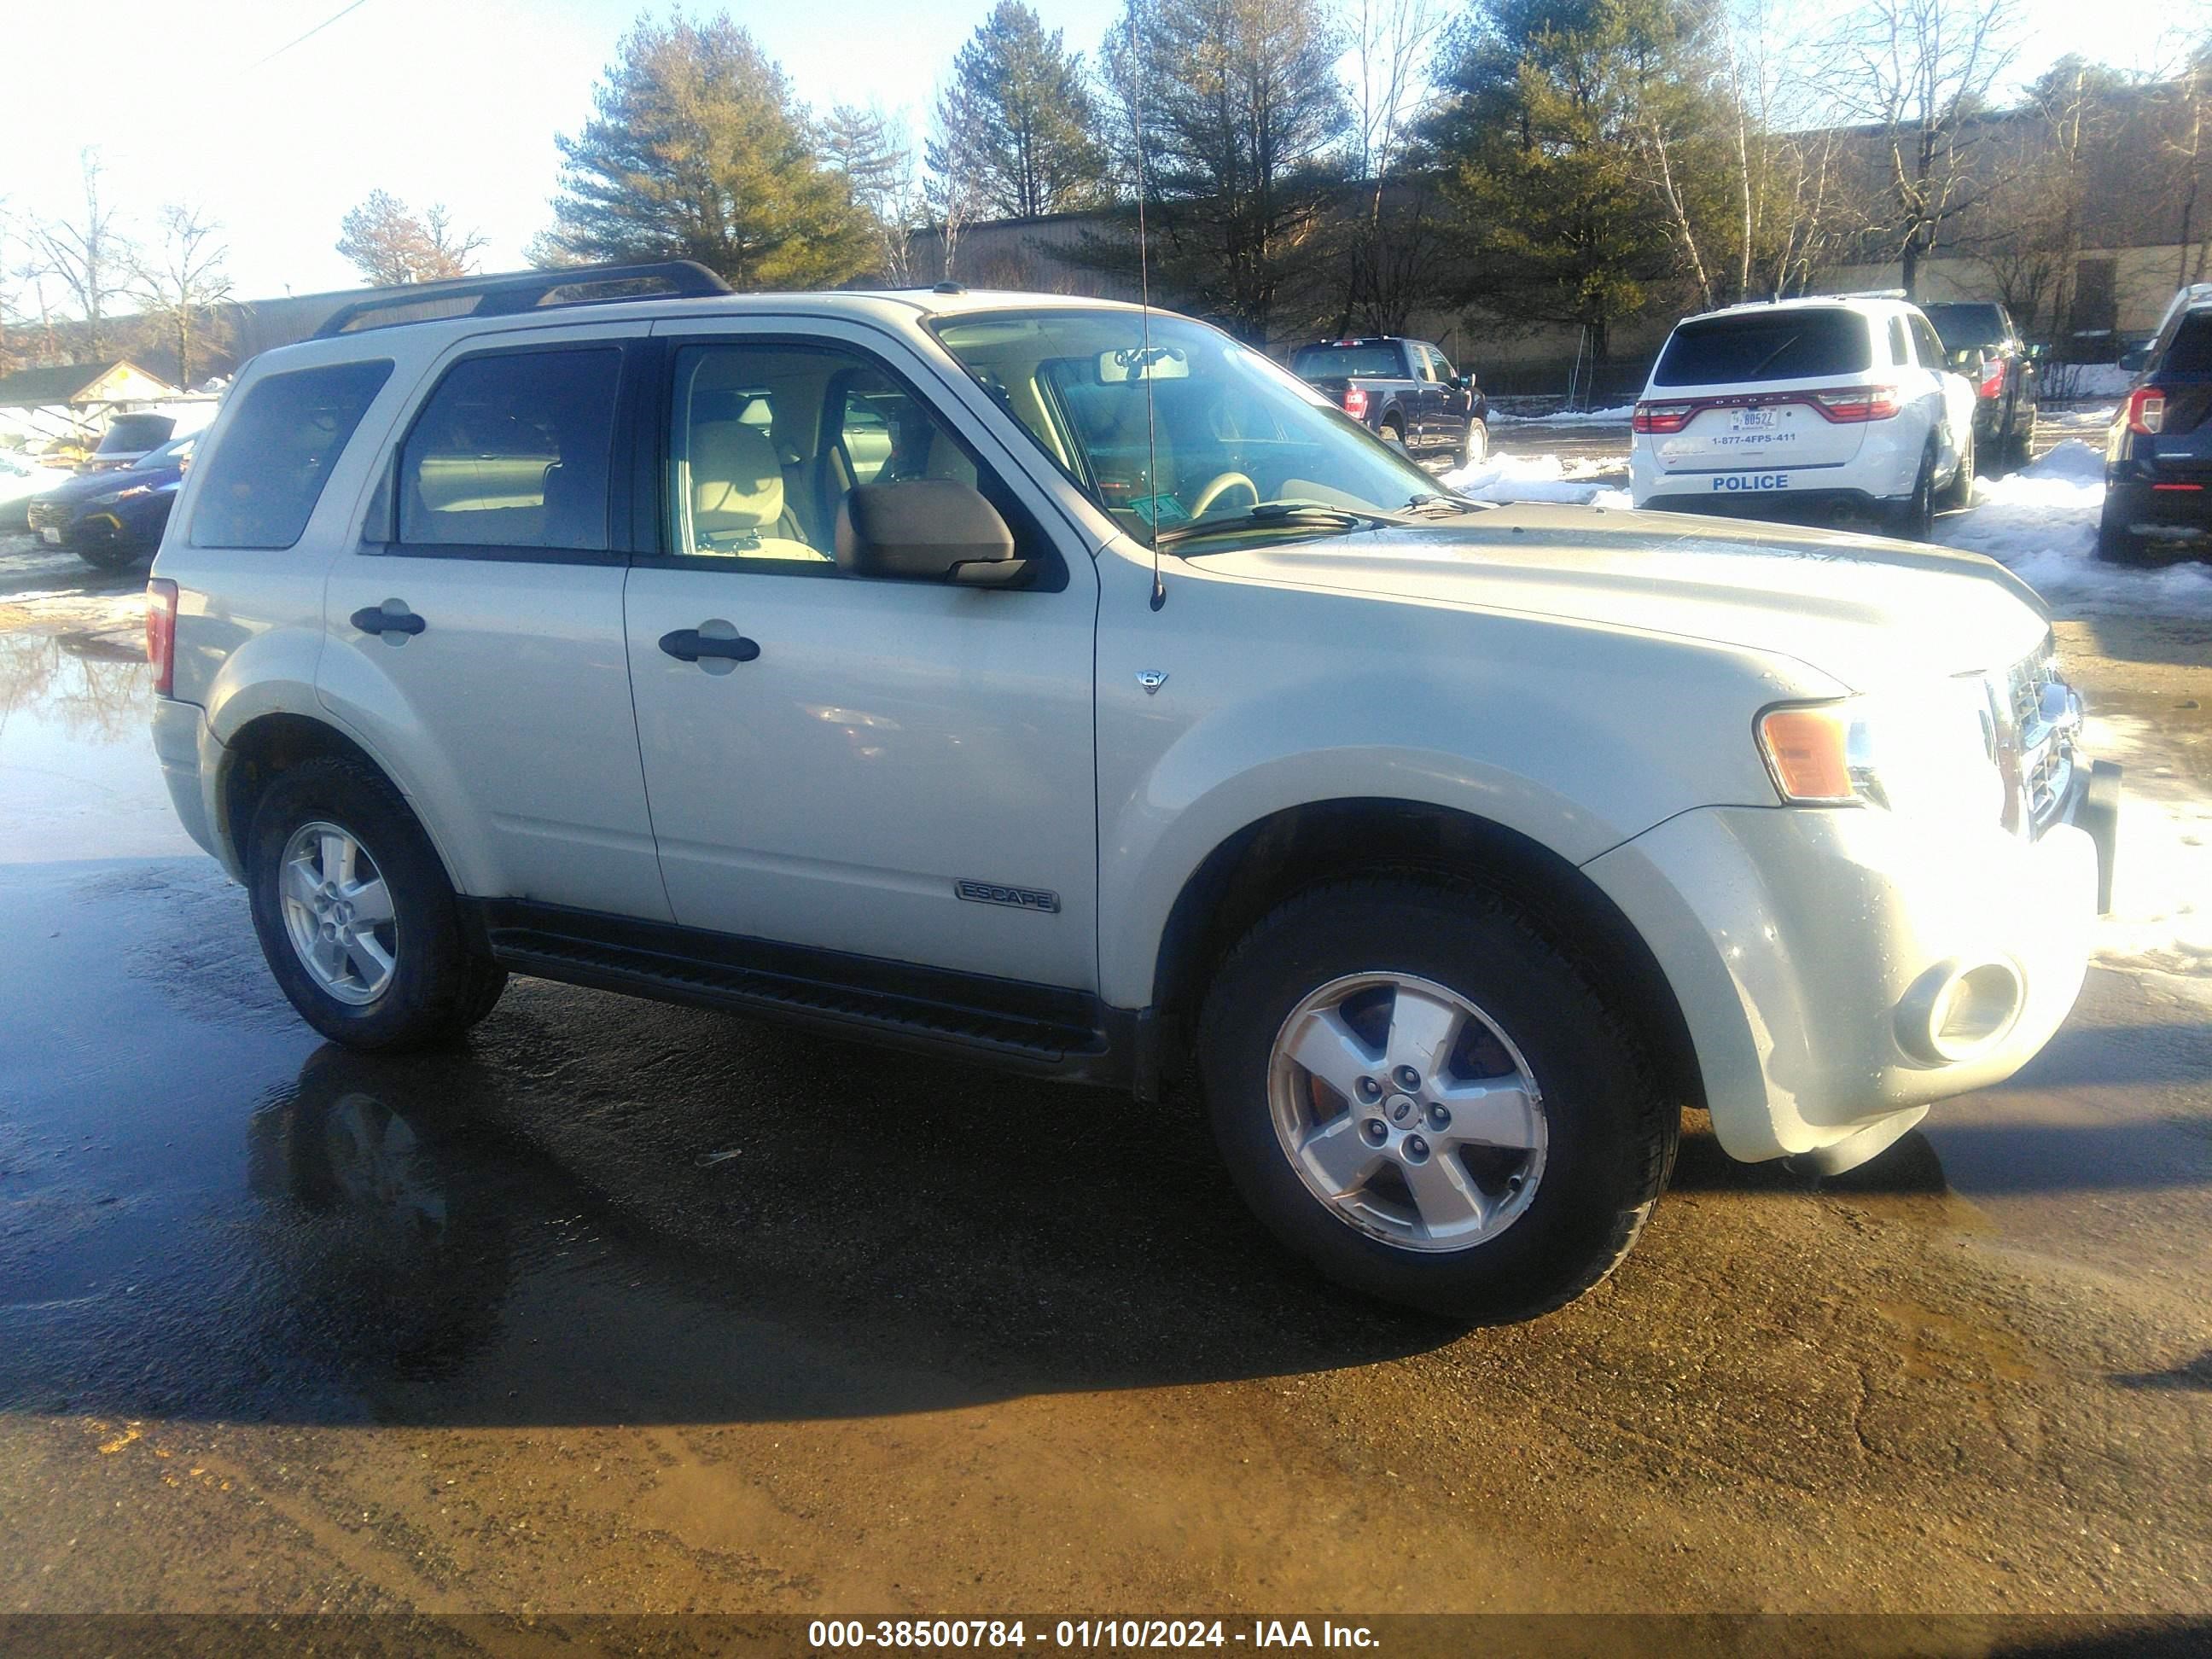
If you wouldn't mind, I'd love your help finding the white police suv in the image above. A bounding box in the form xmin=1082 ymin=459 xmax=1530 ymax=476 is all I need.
xmin=1630 ymin=294 xmax=1978 ymax=538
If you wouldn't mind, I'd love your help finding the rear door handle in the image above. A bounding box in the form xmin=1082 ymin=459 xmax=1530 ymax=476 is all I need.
xmin=351 ymin=603 xmax=426 ymax=636
xmin=659 ymin=626 xmax=760 ymax=664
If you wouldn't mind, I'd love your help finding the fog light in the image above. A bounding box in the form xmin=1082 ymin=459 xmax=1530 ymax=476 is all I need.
xmin=1895 ymin=959 xmax=2023 ymax=1065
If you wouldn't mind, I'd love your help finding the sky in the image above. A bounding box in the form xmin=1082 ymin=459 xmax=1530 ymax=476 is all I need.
xmin=0 ymin=0 xmax=2196 ymax=311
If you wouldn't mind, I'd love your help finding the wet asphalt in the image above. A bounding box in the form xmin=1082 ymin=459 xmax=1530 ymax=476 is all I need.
xmin=1 ymin=451 xmax=2209 ymax=1642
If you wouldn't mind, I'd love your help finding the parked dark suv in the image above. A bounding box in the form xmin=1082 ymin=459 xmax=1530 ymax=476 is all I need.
xmin=2101 ymin=282 xmax=2212 ymax=563
xmin=1919 ymin=302 xmax=2038 ymax=469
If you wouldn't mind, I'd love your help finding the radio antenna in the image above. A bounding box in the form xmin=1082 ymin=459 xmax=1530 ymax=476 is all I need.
xmin=1127 ymin=5 xmax=1165 ymax=611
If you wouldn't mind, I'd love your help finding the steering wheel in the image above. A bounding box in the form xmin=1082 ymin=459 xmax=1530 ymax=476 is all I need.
xmin=1187 ymin=471 xmax=1260 ymax=520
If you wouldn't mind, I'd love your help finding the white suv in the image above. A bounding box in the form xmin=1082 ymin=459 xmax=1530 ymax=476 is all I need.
xmin=148 ymin=264 xmax=2117 ymax=1321
xmin=1630 ymin=295 xmax=1978 ymax=536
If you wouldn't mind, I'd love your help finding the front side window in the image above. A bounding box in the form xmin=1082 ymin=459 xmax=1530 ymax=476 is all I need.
xmin=399 ymin=347 xmax=621 ymax=551
xmin=936 ymin=311 xmax=1445 ymax=548
xmin=189 ymin=358 xmax=392 ymax=549
xmin=666 ymin=341 xmax=989 ymax=571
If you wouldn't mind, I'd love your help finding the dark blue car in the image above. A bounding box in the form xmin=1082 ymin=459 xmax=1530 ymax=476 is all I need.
xmin=24 ymin=432 xmax=195 ymax=572
xmin=2102 ymin=282 xmax=2212 ymax=563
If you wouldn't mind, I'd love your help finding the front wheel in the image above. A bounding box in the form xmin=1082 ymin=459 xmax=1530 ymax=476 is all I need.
xmin=247 ymin=755 xmax=507 ymax=1051
xmin=74 ymin=541 xmax=148 ymax=573
xmin=1196 ymin=879 xmax=1677 ymax=1322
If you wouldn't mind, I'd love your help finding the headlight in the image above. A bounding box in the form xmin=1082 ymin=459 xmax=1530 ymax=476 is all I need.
xmin=1758 ymin=683 xmax=2005 ymax=820
xmin=95 ymin=484 xmax=153 ymax=504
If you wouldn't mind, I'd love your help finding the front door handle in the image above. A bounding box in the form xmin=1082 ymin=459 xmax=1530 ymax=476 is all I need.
xmin=351 ymin=602 xmax=426 ymax=636
xmin=659 ymin=626 xmax=760 ymax=664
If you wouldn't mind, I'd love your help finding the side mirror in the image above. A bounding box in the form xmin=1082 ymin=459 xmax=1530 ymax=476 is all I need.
xmin=834 ymin=478 xmax=1027 ymax=586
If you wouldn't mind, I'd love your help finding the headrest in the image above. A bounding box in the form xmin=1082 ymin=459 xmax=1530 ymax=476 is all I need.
xmin=691 ymin=420 xmax=783 ymax=529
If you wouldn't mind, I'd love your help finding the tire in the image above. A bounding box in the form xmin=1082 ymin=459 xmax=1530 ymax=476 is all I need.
xmin=247 ymin=755 xmax=507 ymax=1051
xmin=1381 ymin=417 xmax=1406 ymax=451
xmin=1889 ymin=442 xmax=1936 ymax=539
xmin=1937 ymin=430 xmax=1975 ymax=512
xmin=2096 ymin=504 xmax=2157 ymax=566
xmin=2008 ymin=402 xmax=2037 ymax=470
xmin=1462 ymin=418 xmax=1489 ymax=468
xmin=74 ymin=541 xmax=147 ymax=573
xmin=1196 ymin=878 xmax=1678 ymax=1323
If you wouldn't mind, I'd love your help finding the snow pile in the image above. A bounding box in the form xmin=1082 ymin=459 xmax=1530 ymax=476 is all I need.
xmin=2042 ymin=403 xmax=2117 ymax=431
xmin=1492 ymin=404 xmax=1636 ymax=427
xmin=1439 ymin=451 xmax=1633 ymax=508
xmin=1938 ymin=441 xmax=2212 ymax=616
xmin=2080 ymin=712 xmax=2212 ymax=991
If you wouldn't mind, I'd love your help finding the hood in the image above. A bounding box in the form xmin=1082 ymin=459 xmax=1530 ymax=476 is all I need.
xmin=34 ymin=457 xmax=183 ymax=504
xmin=1198 ymin=503 xmax=2051 ymax=690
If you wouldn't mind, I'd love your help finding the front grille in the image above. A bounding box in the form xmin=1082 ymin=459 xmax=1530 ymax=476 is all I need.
xmin=1994 ymin=638 xmax=2076 ymax=836
xmin=25 ymin=495 xmax=69 ymax=533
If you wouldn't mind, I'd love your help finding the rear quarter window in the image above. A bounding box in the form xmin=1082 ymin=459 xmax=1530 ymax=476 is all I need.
xmin=2162 ymin=314 xmax=2212 ymax=375
xmin=1651 ymin=311 xmax=1871 ymax=387
xmin=189 ymin=358 xmax=393 ymax=550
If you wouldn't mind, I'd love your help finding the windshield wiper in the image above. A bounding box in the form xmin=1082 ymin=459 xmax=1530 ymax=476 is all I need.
xmin=1156 ymin=500 xmax=1413 ymax=549
xmin=1403 ymin=492 xmax=1491 ymax=516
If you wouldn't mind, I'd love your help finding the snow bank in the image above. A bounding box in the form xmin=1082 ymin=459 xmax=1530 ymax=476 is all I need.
xmin=2079 ymin=712 xmax=2212 ymax=992
xmin=2053 ymin=363 xmax=2136 ymax=399
xmin=1937 ymin=441 xmax=2212 ymax=616
xmin=1438 ymin=451 xmax=1633 ymax=508
xmin=1491 ymin=404 xmax=1636 ymax=427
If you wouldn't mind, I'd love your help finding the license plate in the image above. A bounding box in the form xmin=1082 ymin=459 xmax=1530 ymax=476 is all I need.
xmin=40 ymin=525 xmax=61 ymax=544
xmin=1711 ymin=473 xmax=1792 ymax=492
xmin=1733 ymin=409 xmax=1777 ymax=431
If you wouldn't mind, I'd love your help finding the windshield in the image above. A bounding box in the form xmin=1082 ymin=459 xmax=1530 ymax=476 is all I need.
xmin=97 ymin=414 xmax=175 ymax=453
xmin=933 ymin=309 xmax=1447 ymax=548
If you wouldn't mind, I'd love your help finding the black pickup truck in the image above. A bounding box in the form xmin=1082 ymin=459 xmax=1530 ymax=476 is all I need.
xmin=1289 ymin=336 xmax=1490 ymax=465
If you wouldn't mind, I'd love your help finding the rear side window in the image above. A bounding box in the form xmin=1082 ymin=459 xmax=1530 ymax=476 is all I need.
xmin=399 ymin=347 xmax=623 ymax=551
xmin=1651 ymin=311 xmax=1871 ymax=387
xmin=189 ymin=359 xmax=392 ymax=549
xmin=1908 ymin=315 xmax=1947 ymax=370
xmin=2163 ymin=314 xmax=2212 ymax=375
xmin=1291 ymin=344 xmax=1404 ymax=378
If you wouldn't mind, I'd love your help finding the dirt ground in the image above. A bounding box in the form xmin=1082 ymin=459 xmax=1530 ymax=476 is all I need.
xmin=0 ymin=494 xmax=2206 ymax=1656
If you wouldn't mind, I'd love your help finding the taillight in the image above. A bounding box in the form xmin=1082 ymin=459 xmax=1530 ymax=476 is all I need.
xmin=146 ymin=578 xmax=178 ymax=699
xmin=1809 ymin=385 xmax=1902 ymax=422
xmin=1342 ymin=386 xmax=1369 ymax=419
xmin=1633 ymin=401 xmax=1697 ymax=434
xmin=2124 ymin=387 xmax=2166 ymax=435
xmin=1976 ymin=356 xmax=2006 ymax=399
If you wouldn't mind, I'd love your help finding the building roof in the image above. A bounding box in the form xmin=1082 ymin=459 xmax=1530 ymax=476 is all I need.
xmin=0 ymin=359 xmax=172 ymax=410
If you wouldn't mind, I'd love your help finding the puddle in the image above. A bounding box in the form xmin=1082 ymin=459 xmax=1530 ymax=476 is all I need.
xmin=0 ymin=632 xmax=198 ymax=864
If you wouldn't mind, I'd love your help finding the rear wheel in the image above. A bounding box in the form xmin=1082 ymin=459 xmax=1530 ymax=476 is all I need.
xmin=247 ymin=756 xmax=507 ymax=1051
xmin=1381 ymin=416 xmax=1406 ymax=451
xmin=1937 ymin=430 xmax=1975 ymax=512
xmin=1196 ymin=879 xmax=1677 ymax=1322
xmin=2008 ymin=401 xmax=2037 ymax=469
xmin=1889 ymin=441 xmax=1936 ymax=539
xmin=1462 ymin=418 xmax=1489 ymax=468
xmin=2096 ymin=503 xmax=2158 ymax=566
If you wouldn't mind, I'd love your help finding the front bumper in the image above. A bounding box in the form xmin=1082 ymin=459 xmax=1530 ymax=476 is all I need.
xmin=1586 ymin=777 xmax=2109 ymax=1164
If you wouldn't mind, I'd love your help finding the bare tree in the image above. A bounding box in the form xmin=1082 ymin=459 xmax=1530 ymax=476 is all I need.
xmin=132 ymin=205 xmax=234 ymax=389
xmin=825 ymin=102 xmax=929 ymax=285
xmin=1333 ymin=0 xmax=1449 ymax=332
xmin=36 ymin=149 xmax=134 ymax=359
xmin=336 ymin=189 xmax=487 ymax=286
xmin=1831 ymin=0 xmax=2018 ymax=297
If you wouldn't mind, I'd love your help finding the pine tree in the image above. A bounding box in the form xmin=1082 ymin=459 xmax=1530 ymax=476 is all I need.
xmin=1090 ymin=0 xmax=1353 ymax=344
xmin=928 ymin=3 xmax=1109 ymax=221
xmin=539 ymin=12 xmax=873 ymax=289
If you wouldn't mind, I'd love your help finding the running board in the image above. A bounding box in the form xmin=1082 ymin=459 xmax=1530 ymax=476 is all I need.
xmin=476 ymin=905 xmax=1121 ymax=1082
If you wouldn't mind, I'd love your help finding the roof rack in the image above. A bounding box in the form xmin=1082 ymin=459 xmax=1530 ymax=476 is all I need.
xmin=312 ymin=260 xmax=733 ymax=339
xmin=1831 ymin=288 xmax=1908 ymax=301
